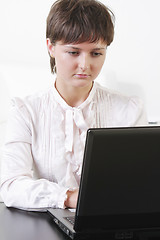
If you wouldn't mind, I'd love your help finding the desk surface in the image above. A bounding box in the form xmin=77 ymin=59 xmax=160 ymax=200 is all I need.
xmin=0 ymin=203 xmax=69 ymax=240
xmin=1 ymin=203 xmax=160 ymax=240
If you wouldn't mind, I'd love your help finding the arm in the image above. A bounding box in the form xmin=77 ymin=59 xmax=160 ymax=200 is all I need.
xmin=0 ymin=98 xmax=69 ymax=211
xmin=0 ymin=141 xmax=69 ymax=211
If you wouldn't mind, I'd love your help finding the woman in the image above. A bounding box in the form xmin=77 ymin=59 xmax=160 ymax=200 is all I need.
xmin=0 ymin=0 xmax=147 ymax=211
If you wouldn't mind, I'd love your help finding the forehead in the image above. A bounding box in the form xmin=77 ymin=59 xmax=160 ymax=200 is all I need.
xmin=56 ymin=41 xmax=107 ymax=50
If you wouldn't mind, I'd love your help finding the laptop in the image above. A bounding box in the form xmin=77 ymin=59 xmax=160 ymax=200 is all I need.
xmin=48 ymin=126 xmax=160 ymax=239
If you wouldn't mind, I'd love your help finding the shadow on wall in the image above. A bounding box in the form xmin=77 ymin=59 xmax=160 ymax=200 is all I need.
xmin=97 ymin=70 xmax=146 ymax=102
xmin=0 ymin=71 xmax=10 ymax=149
xmin=0 ymin=72 xmax=11 ymax=202
xmin=0 ymin=72 xmax=10 ymax=123
xmin=115 ymin=81 xmax=146 ymax=101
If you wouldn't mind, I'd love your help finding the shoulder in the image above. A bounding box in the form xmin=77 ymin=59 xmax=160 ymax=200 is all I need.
xmin=94 ymin=82 xmax=146 ymax=126
xmin=9 ymin=87 xmax=55 ymax=124
xmin=95 ymin=82 xmax=143 ymax=109
xmin=11 ymin=87 xmax=53 ymax=112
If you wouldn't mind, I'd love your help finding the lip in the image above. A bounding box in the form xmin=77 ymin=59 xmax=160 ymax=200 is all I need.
xmin=74 ymin=74 xmax=90 ymax=79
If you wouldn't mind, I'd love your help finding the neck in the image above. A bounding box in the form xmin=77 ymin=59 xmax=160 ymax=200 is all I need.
xmin=55 ymin=80 xmax=93 ymax=107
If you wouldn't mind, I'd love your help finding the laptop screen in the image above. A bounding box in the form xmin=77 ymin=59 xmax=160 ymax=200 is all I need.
xmin=75 ymin=127 xmax=160 ymax=231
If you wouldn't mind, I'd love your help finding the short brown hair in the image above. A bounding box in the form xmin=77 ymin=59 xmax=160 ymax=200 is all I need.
xmin=46 ymin=0 xmax=115 ymax=73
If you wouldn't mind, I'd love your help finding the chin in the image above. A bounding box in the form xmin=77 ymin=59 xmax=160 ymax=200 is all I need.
xmin=72 ymin=79 xmax=93 ymax=88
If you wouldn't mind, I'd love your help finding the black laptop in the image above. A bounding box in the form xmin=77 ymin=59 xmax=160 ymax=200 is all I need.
xmin=48 ymin=126 xmax=160 ymax=239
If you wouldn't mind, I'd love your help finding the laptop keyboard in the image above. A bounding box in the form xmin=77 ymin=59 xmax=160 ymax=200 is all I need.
xmin=65 ymin=216 xmax=75 ymax=225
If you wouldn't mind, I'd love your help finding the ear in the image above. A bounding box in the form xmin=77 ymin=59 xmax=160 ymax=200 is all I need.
xmin=46 ymin=38 xmax=55 ymax=57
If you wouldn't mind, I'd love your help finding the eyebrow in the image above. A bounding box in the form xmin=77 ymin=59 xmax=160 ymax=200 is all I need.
xmin=65 ymin=46 xmax=106 ymax=50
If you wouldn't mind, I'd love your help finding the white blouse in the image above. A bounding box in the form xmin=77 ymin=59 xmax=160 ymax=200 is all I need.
xmin=0 ymin=82 xmax=147 ymax=211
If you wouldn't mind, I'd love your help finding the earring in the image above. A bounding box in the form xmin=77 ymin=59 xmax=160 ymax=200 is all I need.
xmin=53 ymin=65 xmax=57 ymax=74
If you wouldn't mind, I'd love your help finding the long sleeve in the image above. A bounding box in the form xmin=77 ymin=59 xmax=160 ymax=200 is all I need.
xmin=0 ymin=97 xmax=69 ymax=211
xmin=0 ymin=142 xmax=68 ymax=211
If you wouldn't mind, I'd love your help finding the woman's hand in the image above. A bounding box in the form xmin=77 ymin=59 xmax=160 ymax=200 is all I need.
xmin=64 ymin=189 xmax=79 ymax=209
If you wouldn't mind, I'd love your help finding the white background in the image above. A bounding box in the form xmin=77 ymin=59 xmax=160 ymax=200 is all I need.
xmin=0 ymin=0 xmax=160 ymax=202
xmin=0 ymin=0 xmax=160 ymax=123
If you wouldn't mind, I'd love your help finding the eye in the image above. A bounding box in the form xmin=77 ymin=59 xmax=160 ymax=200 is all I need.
xmin=91 ymin=52 xmax=103 ymax=57
xmin=68 ymin=51 xmax=79 ymax=56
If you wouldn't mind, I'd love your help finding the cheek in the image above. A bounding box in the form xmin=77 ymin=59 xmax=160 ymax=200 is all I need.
xmin=93 ymin=60 xmax=105 ymax=73
xmin=64 ymin=59 xmax=77 ymax=71
xmin=63 ymin=61 xmax=76 ymax=72
xmin=57 ymin=54 xmax=76 ymax=69
xmin=56 ymin=58 xmax=75 ymax=75
xmin=99 ymin=57 xmax=106 ymax=69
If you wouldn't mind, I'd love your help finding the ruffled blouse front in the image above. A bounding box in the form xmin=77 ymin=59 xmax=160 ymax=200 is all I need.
xmin=0 ymin=81 xmax=147 ymax=210
xmin=49 ymin=83 xmax=97 ymax=188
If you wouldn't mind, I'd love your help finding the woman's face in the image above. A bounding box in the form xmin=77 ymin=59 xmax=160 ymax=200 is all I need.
xmin=47 ymin=40 xmax=107 ymax=90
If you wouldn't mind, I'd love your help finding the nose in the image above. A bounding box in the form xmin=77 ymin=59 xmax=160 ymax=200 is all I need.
xmin=78 ymin=53 xmax=90 ymax=71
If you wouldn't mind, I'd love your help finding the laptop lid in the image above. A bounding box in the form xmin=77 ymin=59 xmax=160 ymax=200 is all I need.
xmin=74 ymin=126 xmax=160 ymax=232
